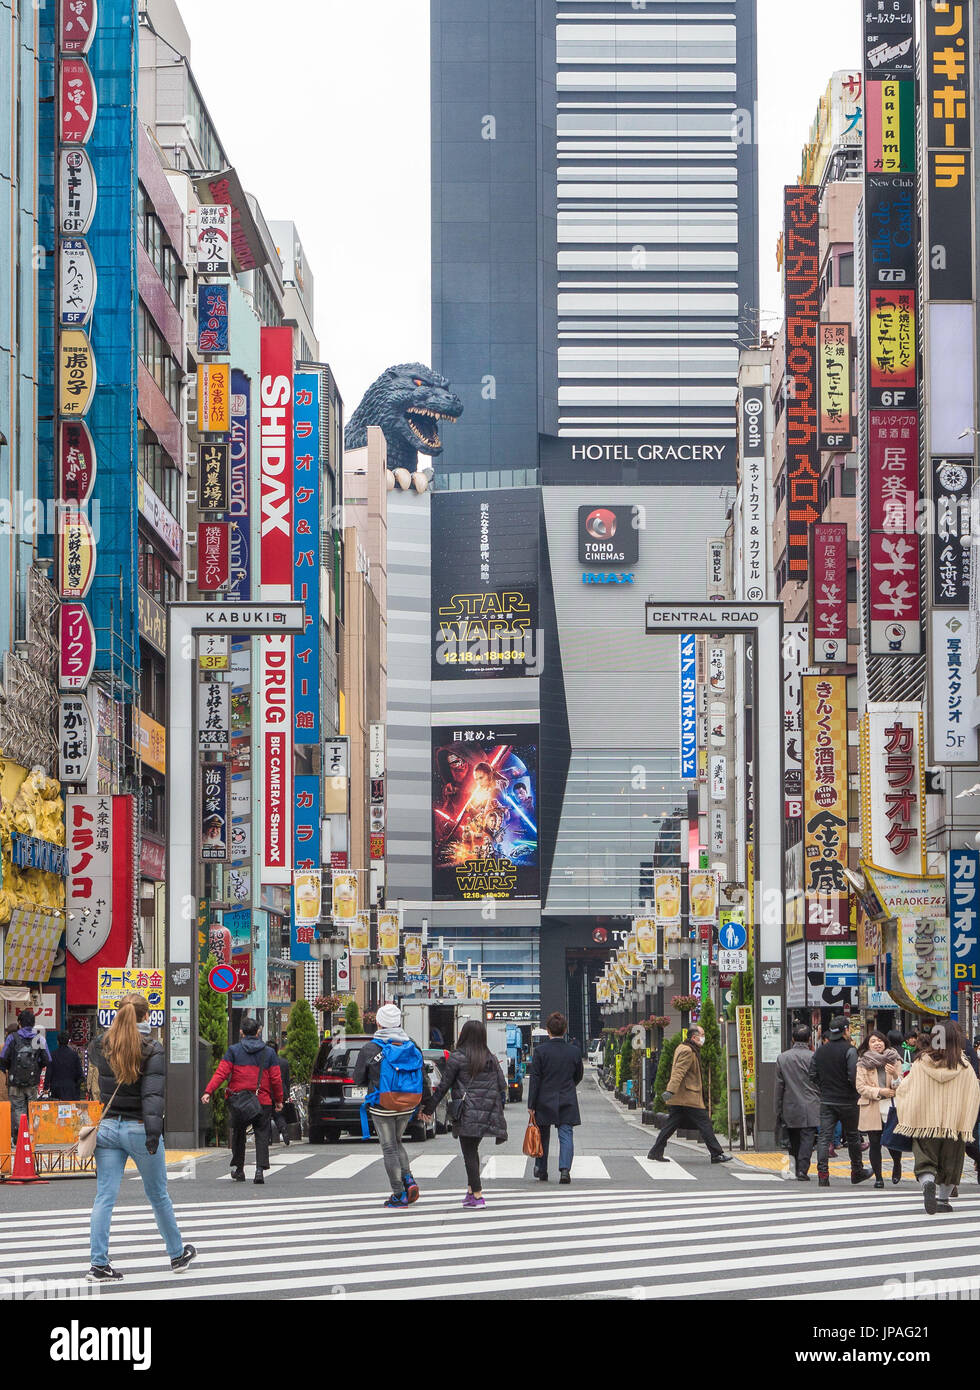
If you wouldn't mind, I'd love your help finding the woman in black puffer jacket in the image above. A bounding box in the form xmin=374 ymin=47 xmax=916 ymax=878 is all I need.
xmin=86 ymin=993 xmax=195 ymax=1282
xmin=424 ymin=1020 xmax=507 ymax=1208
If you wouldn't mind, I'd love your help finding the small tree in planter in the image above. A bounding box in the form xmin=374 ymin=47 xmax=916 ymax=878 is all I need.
xmin=699 ymin=995 xmax=725 ymax=1117
xmin=283 ymin=999 xmax=318 ymax=1086
xmin=653 ymin=1031 xmax=683 ymax=1114
xmin=344 ymin=999 xmax=363 ymax=1035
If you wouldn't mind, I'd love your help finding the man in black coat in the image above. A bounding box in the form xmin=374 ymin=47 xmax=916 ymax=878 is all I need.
xmin=527 ymin=1011 xmax=583 ymax=1184
xmin=809 ymin=1014 xmax=872 ymax=1187
xmin=46 ymin=1031 xmax=85 ymax=1100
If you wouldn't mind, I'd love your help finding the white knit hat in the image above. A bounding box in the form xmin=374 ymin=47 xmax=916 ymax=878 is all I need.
xmin=376 ymin=1003 xmax=402 ymax=1030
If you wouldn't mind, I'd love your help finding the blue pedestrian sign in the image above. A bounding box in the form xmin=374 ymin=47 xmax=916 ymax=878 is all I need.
xmin=719 ymin=919 xmax=747 ymax=951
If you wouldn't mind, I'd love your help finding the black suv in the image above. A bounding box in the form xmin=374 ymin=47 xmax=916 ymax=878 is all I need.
xmin=308 ymin=1036 xmax=451 ymax=1143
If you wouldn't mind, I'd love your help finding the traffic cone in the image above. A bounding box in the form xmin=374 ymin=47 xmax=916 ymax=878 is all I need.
xmin=5 ymin=1113 xmax=47 ymax=1185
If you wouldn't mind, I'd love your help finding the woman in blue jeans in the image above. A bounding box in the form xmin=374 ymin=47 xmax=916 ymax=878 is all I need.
xmin=87 ymin=993 xmax=196 ymax=1282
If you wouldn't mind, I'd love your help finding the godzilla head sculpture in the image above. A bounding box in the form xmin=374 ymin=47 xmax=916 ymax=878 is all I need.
xmin=344 ymin=363 xmax=463 ymax=493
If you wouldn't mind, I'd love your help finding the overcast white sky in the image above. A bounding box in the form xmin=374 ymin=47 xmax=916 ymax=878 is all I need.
xmin=181 ymin=0 xmax=860 ymax=413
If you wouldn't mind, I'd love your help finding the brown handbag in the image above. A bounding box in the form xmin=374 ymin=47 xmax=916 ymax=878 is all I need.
xmin=522 ymin=1109 xmax=544 ymax=1158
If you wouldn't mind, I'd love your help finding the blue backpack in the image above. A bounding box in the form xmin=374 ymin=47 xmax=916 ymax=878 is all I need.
xmin=360 ymin=1038 xmax=425 ymax=1139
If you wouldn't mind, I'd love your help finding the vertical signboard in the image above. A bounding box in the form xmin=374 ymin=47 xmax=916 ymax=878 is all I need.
xmin=923 ymin=0 xmax=973 ymax=302
xmin=818 ymin=324 xmax=853 ymax=451
xmin=200 ymin=764 xmax=229 ymax=863
xmin=859 ymin=703 xmax=927 ymax=875
xmin=739 ymin=387 xmax=768 ymax=601
xmin=783 ymin=186 xmax=820 ymax=580
xmin=228 ymin=369 xmax=251 ymax=602
xmin=932 ymin=459 xmax=972 ymax=606
xmin=291 ymin=773 xmax=320 ymax=964
xmin=197 ymin=284 xmax=229 ymax=354
xmin=809 ymin=523 xmax=848 ymax=664
xmin=783 ymin=623 xmax=807 ymax=818
xmin=949 ymin=848 xmax=980 ymax=1008
xmin=931 ymin=610 xmax=978 ymax=764
xmin=862 ymin=5 xmax=922 ymax=660
xmin=802 ymin=675 xmax=849 ymax=937
xmin=260 ymin=634 xmax=292 ymax=883
xmin=292 ymin=371 xmax=321 ymax=744
xmin=679 ymin=633 xmax=697 ymax=779
xmin=66 ymin=795 xmax=134 ymax=1005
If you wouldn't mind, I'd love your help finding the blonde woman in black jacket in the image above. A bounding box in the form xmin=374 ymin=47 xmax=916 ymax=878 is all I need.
xmin=87 ymin=993 xmax=195 ymax=1282
xmin=424 ymin=1020 xmax=507 ymax=1208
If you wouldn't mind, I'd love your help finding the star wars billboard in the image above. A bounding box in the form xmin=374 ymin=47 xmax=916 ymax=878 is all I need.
xmin=432 ymin=725 xmax=539 ymax=902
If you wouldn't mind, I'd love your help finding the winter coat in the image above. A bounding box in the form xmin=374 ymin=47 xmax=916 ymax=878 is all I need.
xmin=855 ymin=1049 xmax=901 ymax=1132
xmin=527 ymin=1038 xmax=583 ymax=1127
xmin=894 ymin=1055 xmax=980 ymax=1141
xmin=45 ymin=1044 xmax=84 ymax=1101
xmin=275 ymin=1052 xmax=291 ymax=1101
xmin=773 ymin=1043 xmax=821 ymax=1128
xmin=808 ymin=1037 xmax=858 ymax=1106
xmin=665 ymin=1041 xmax=708 ymax=1110
xmin=89 ymin=1033 xmax=167 ymax=1152
xmin=204 ymin=1036 xmax=284 ymax=1108
xmin=428 ymin=1049 xmax=508 ymax=1141
xmin=354 ymin=1031 xmax=433 ymax=1111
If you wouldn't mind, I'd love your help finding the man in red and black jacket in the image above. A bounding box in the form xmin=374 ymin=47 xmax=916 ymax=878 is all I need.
xmin=202 ymin=1018 xmax=283 ymax=1183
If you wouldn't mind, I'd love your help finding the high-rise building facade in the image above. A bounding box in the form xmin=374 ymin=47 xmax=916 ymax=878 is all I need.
xmin=384 ymin=0 xmax=760 ymax=1042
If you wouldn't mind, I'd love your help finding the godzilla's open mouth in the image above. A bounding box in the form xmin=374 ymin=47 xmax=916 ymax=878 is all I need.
xmin=406 ymin=407 xmax=456 ymax=451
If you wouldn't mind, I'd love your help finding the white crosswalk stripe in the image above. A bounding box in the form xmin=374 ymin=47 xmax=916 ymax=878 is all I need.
xmin=633 ymin=1156 xmax=696 ymax=1181
xmin=2 ymin=1187 xmax=977 ymax=1300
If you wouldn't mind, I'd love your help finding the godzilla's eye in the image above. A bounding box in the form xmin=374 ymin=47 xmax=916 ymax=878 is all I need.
xmin=413 ymin=378 xmax=424 ymax=387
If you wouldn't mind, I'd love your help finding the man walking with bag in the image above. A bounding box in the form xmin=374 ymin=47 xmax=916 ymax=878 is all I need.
xmin=809 ymin=1014 xmax=872 ymax=1187
xmin=202 ymin=1017 xmax=283 ymax=1184
xmin=527 ymin=1012 xmax=583 ymax=1184
xmin=647 ymin=1023 xmax=732 ymax=1165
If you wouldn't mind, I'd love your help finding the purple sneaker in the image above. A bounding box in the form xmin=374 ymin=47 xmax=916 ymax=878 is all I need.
xmin=462 ymin=1193 xmax=486 ymax=1208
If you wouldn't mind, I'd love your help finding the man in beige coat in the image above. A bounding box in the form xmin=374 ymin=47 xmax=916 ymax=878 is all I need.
xmin=647 ymin=1024 xmax=732 ymax=1164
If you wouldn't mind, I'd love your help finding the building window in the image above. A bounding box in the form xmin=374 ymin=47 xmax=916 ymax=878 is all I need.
xmin=252 ymin=268 xmax=283 ymax=328
xmin=838 ymin=252 xmax=854 ymax=287
xmin=139 ymin=305 xmax=182 ymax=414
xmin=138 ymin=537 xmax=181 ymax=605
xmin=138 ymin=424 xmax=181 ymax=515
xmin=138 ymin=185 xmax=181 ymax=307
xmin=841 ymin=465 xmax=857 ymax=497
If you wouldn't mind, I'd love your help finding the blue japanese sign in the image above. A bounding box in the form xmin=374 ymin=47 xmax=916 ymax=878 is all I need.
xmin=198 ymin=284 xmax=229 ymax=354
xmin=949 ymin=848 xmax=980 ymax=1016
xmin=291 ymin=773 xmax=320 ymax=963
xmin=680 ymin=633 xmax=697 ymax=779
xmin=228 ymin=369 xmax=251 ymax=602
xmin=292 ymin=371 xmax=321 ymax=744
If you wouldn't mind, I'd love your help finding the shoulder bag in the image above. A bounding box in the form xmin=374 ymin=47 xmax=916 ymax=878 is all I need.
xmin=72 ymin=1081 xmax=122 ymax=1163
xmin=227 ymin=1056 xmax=266 ymax=1126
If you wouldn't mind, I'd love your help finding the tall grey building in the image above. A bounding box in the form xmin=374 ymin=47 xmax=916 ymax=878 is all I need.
xmin=431 ymin=0 xmax=759 ymax=479
xmin=384 ymin=0 xmax=759 ymax=1042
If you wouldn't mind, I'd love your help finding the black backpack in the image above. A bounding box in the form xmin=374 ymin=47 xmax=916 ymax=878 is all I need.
xmin=9 ymin=1034 xmax=43 ymax=1089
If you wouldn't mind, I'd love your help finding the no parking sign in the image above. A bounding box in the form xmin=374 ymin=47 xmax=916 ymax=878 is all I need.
xmin=208 ymin=963 xmax=237 ymax=994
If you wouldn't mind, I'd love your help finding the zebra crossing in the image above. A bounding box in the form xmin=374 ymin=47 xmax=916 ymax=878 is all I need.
xmin=3 ymin=1186 xmax=977 ymax=1300
xmin=205 ymin=1147 xmax=723 ymax=1183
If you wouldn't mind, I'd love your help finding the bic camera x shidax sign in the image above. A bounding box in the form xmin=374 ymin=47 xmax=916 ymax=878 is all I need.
xmin=579 ymin=506 xmax=638 ymax=585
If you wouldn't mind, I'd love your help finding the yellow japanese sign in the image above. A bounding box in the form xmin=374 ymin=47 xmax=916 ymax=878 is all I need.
xmin=60 ymin=330 xmax=96 ymax=417
xmin=197 ymin=363 xmax=230 ymax=433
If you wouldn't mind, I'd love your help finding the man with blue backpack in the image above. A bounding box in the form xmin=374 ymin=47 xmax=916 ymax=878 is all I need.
xmin=354 ymin=1003 xmax=431 ymax=1209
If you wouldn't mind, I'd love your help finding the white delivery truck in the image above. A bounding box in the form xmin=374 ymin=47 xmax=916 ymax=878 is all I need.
xmin=401 ymin=997 xmax=484 ymax=1052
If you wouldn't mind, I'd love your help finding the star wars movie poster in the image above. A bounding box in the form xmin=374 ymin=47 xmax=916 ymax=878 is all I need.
xmin=432 ymin=726 xmax=539 ymax=902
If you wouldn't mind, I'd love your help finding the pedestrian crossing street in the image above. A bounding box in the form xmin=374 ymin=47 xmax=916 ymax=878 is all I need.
xmin=4 ymin=1186 xmax=978 ymax=1301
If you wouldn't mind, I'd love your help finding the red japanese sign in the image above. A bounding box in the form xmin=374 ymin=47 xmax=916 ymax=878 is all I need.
xmin=783 ymin=186 xmax=821 ymax=578
xmin=810 ymin=523 xmax=848 ymax=664
xmin=867 ymin=411 xmax=919 ymax=531
xmin=59 ymin=602 xmax=96 ymax=690
xmin=61 ymin=419 xmax=97 ymax=504
xmin=61 ymin=59 xmax=97 ymax=144
xmin=66 ymin=794 xmax=135 ymax=1006
xmin=232 ymin=952 xmax=253 ymax=997
xmin=260 ymin=328 xmax=294 ymax=597
xmin=60 ymin=0 xmax=97 ymax=54
xmin=198 ymin=522 xmax=230 ymax=592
